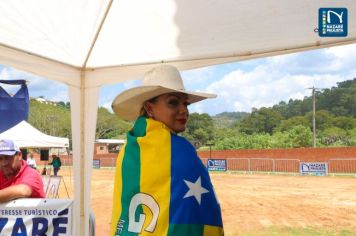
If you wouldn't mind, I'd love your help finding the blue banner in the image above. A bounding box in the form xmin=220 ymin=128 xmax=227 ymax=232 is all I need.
xmin=300 ymin=162 xmax=328 ymax=176
xmin=93 ymin=159 xmax=101 ymax=169
xmin=207 ymin=159 xmax=227 ymax=171
xmin=0 ymin=80 xmax=29 ymax=132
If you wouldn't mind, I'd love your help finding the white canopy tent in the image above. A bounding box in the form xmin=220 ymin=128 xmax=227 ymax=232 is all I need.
xmin=0 ymin=121 xmax=69 ymax=148
xmin=0 ymin=1 xmax=355 ymax=235
xmin=96 ymin=139 xmax=125 ymax=145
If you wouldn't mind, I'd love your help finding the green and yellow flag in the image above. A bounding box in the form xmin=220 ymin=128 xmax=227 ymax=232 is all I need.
xmin=111 ymin=117 xmax=224 ymax=236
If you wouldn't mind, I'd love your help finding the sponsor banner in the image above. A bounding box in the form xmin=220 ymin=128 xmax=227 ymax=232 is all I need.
xmin=300 ymin=162 xmax=328 ymax=176
xmin=207 ymin=159 xmax=227 ymax=171
xmin=0 ymin=198 xmax=73 ymax=235
xmin=93 ymin=159 xmax=101 ymax=169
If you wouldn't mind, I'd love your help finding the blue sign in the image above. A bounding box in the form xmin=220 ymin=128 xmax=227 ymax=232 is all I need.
xmin=319 ymin=8 xmax=347 ymax=37
xmin=300 ymin=162 xmax=328 ymax=176
xmin=207 ymin=159 xmax=227 ymax=171
xmin=93 ymin=159 xmax=100 ymax=169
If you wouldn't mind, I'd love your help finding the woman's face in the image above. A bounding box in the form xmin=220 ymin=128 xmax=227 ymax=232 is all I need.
xmin=145 ymin=93 xmax=190 ymax=133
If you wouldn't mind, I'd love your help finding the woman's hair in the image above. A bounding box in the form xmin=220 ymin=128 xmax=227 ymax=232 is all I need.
xmin=139 ymin=96 xmax=158 ymax=117
xmin=139 ymin=107 xmax=148 ymax=117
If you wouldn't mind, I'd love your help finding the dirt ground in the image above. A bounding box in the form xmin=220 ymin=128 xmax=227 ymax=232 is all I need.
xmin=58 ymin=169 xmax=356 ymax=235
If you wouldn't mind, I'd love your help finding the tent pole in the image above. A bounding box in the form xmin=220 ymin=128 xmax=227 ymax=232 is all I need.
xmin=69 ymin=76 xmax=99 ymax=236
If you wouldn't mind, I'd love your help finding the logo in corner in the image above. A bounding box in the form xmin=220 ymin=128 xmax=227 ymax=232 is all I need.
xmin=318 ymin=8 xmax=347 ymax=37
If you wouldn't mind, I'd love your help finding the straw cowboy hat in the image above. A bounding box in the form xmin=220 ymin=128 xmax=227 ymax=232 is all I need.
xmin=112 ymin=65 xmax=216 ymax=121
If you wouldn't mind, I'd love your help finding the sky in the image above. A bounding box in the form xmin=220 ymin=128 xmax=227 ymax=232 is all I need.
xmin=1 ymin=43 xmax=356 ymax=116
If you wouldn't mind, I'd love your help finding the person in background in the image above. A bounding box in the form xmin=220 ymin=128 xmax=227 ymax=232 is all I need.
xmin=41 ymin=166 xmax=47 ymax=175
xmin=26 ymin=152 xmax=37 ymax=169
xmin=49 ymin=154 xmax=62 ymax=176
xmin=110 ymin=65 xmax=224 ymax=235
xmin=0 ymin=139 xmax=45 ymax=203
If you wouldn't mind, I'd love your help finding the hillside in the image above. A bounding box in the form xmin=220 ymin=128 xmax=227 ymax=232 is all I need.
xmin=26 ymin=78 xmax=355 ymax=149
xmin=28 ymin=99 xmax=131 ymax=141
xmin=183 ymin=78 xmax=356 ymax=149
xmin=272 ymin=78 xmax=356 ymax=118
xmin=212 ymin=111 xmax=249 ymax=128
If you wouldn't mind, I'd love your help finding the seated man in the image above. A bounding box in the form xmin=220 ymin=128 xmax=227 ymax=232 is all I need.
xmin=0 ymin=139 xmax=45 ymax=203
xmin=26 ymin=153 xmax=37 ymax=169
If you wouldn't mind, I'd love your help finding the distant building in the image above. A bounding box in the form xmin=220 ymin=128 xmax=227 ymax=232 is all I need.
xmin=35 ymin=97 xmax=58 ymax=106
xmin=95 ymin=139 xmax=125 ymax=154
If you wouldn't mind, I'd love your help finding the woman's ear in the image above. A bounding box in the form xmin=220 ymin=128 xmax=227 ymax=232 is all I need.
xmin=143 ymin=102 xmax=153 ymax=118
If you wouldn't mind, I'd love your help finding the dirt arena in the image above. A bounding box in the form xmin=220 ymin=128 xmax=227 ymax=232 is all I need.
xmin=58 ymin=168 xmax=356 ymax=235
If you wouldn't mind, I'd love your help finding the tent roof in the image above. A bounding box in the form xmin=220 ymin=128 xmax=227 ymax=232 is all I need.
xmin=1 ymin=1 xmax=355 ymax=87
xmin=1 ymin=1 xmax=355 ymax=235
xmin=0 ymin=121 xmax=69 ymax=148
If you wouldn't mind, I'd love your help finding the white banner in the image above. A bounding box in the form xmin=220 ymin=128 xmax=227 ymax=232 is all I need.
xmin=0 ymin=198 xmax=73 ymax=236
xmin=42 ymin=176 xmax=62 ymax=198
xmin=300 ymin=162 xmax=328 ymax=176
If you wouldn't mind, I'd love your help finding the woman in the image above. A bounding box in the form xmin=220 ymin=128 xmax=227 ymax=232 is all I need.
xmin=111 ymin=65 xmax=224 ymax=236
xmin=49 ymin=154 xmax=61 ymax=176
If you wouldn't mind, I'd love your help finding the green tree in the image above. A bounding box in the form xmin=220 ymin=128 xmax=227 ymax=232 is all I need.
xmin=270 ymin=131 xmax=292 ymax=148
xmin=238 ymin=107 xmax=283 ymax=134
xmin=96 ymin=107 xmax=131 ymax=139
xmin=305 ymin=110 xmax=334 ymax=131
xmin=332 ymin=116 xmax=356 ymax=130
xmin=320 ymin=127 xmax=349 ymax=146
xmin=28 ymin=99 xmax=71 ymax=138
xmin=317 ymin=79 xmax=356 ymax=116
xmin=287 ymin=125 xmax=313 ymax=147
xmin=271 ymin=78 xmax=356 ymax=118
xmin=214 ymin=133 xmax=271 ymax=150
xmin=348 ymin=128 xmax=356 ymax=146
xmin=270 ymin=125 xmax=312 ymax=148
xmin=182 ymin=113 xmax=214 ymax=146
xmin=275 ymin=116 xmax=310 ymax=132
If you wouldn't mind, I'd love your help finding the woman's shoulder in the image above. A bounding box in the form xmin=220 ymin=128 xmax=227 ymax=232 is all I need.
xmin=171 ymin=134 xmax=196 ymax=151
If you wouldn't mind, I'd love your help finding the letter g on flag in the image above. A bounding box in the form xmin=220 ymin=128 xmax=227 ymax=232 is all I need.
xmin=128 ymin=193 xmax=160 ymax=233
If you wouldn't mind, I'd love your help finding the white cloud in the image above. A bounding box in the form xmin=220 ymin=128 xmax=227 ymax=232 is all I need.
xmin=2 ymin=44 xmax=356 ymax=116
xmin=182 ymin=67 xmax=216 ymax=89
xmin=324 ymin=44 xmax=356 ymax=73
xmin=189 ymin=44 xmax=355 ymax=115
xmin=99 ymin=80 xmax=141 ymax=111
xmin=0 ymin=67 xmax=11 ymax=79
xmin=0 ymin=66 xmax=68 ymax=101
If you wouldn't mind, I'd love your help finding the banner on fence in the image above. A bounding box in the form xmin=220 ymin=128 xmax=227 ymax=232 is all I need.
xmin=93 ymin=159 xmax=101 ymax=169
xmin=300 ymin=162 xmax=328 ymax=176
xmin=207 ymin=159 xmax=227 ymax=171
xmin=0 ymin=198 xmax=73 ymax=235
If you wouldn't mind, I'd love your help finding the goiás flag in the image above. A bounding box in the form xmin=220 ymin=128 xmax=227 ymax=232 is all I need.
xmin=111 ymin=116 xmax=224 ymax=235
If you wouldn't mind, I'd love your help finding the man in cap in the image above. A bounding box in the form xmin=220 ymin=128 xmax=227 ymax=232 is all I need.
xmin=0 ymin=139 xmax=45 ymax=203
